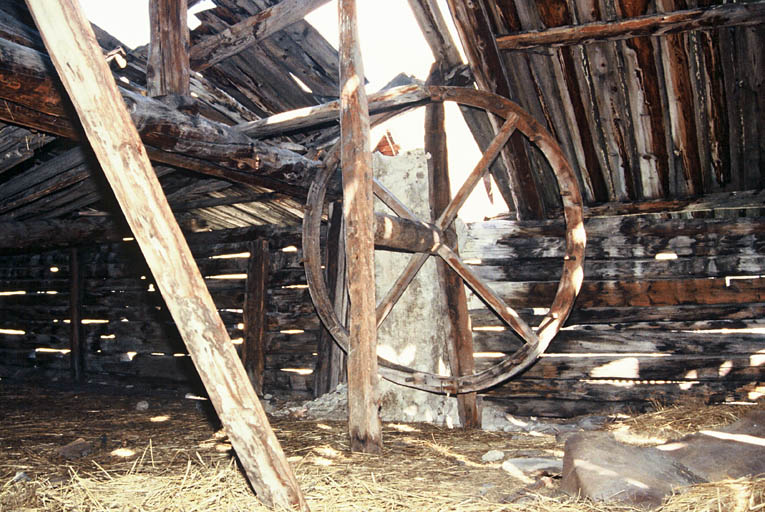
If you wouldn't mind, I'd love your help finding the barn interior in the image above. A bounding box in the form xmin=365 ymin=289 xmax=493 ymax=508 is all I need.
xmin=0 ymin=0 xmax=763 ymax=510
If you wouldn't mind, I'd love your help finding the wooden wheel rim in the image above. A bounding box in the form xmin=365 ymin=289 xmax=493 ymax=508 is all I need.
xmin=303 ymin=86 xmax=586 ymax=394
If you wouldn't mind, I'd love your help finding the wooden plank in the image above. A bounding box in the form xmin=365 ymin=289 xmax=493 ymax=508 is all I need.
xmin=69 ymin=247 xmax=83 ymax=382
xmin=189 ymin=0 xmax=330 ymax=71
xmin=445 ymin=0 xmax=544 ymax=220
xmin=242 ymin=239 xmax=269 ymax=396
xmin=147 ymin=0 xmax=190 ymax=97
xmin=313 ymin=201 xmax=347 ymax=398
xmin=425 ymin=68 xmax=479 ymax=428
xmin=339 ymin=0 xmax=382 ymax=454
xmin=23 ymin=2 xmax=307 ymax=509
xmin=497 ymin=2 xmax=765 ymax=50
xmin=656 ymin=0 xmax=704 ymax=196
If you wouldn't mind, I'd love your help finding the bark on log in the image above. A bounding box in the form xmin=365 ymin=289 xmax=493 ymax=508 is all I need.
xmin=0 ymin=37 xmax=321 ymax=188
xmin=190 ymin=0 xmax=330 ymax=72
xmin=23 ymin=1 xmax=308 ymax=509
xmin=339 ymin=0 xmax=382 ymax=454
xmin=147 ymin=0 xmax=190 ymax=96
xmin=496 ymin=2 xmax=765 ymax=50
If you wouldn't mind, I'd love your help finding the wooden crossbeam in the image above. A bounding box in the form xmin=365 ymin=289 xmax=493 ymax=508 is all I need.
xmin=190 ymin=0 xmax=330 ymax=72
xmin=23 ymin=1 xmax=308 ymax=509
xmin=496 ymin=2 xmax=765 ymax=50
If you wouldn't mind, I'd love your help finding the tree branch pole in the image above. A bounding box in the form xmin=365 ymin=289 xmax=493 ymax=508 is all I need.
xmin=339 ymin=0 xmax=383 ymax=454
xmin=24 ymin=1 xmax=308 ymax=509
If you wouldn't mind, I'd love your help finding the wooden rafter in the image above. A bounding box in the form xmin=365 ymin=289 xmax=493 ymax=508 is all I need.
xmin=190 ymin=0 xmax=330 ymax=72
xmin=496 ymin=2 xmax=765 ymax=50
xmin=23 ymin=1 xmax=308 ymax=508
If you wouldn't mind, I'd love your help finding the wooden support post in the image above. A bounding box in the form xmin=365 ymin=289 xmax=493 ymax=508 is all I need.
xmin=148 ymin=0 xmax=190 ymax=97
xmin=425 ymin=66 xmax=479 ymax=429
xmin=69 ymin=247 xmax=84 ymax=382
xmin=243 ymin=239 xmax=269 ymax=396
xmin=313 ymin=201 xmax=348 ymax=397
xmin=339 ymin=0 xmax=382 ymax=454
xmin=24 ymin=2 xmax=308 ymax=509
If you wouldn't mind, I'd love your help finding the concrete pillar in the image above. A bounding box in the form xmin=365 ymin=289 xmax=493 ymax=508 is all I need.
xmin=373 ymin=149 xmax=460 ymax=426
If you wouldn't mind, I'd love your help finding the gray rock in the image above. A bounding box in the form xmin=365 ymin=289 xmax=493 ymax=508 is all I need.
xmin=481 ymin=449 xmax=505 ymax=462
xmin=135 ymin=400 xmax=149 ymax=411
xmin=561 ymin=432 xmax=705 ymax=509
xmin=57 ymin=438 xmax=93 ymax=459
xmin=501 ymin=457 xmax=563 ymax=479
xmin=659 ymin=410 xmax=765 ymax=481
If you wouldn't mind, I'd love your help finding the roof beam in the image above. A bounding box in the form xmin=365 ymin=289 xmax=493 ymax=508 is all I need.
xmin=189 ymin=0 xmax=331 ymax=72
xmin=496 ymin=2 xmax=765 ymax=50
xmin=0 ymin=37 xmax=321 ymax=192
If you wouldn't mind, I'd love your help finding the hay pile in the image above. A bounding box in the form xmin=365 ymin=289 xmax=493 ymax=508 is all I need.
xmin=1 ymin=383 xmax=762 ymax=512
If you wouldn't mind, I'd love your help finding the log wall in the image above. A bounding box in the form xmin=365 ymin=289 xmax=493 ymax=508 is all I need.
xmin=0 ymin=226 xmax=319 ymax=397
xmin=461 ymin=211 xmax=765 ymax=416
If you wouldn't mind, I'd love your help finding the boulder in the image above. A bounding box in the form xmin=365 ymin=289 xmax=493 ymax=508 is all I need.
xmin=561 ymin=432 xmax=705 ymax=509
xmin=658 ymin=410 xmax=765 ymax=481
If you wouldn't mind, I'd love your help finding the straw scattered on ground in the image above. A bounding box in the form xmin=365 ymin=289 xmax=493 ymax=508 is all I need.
xmin=1 ymin=382 xmax=762 ymax=511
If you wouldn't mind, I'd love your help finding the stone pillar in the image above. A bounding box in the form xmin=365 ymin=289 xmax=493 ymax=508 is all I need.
xmin=373 ymin=149 xmax=460 ymax=426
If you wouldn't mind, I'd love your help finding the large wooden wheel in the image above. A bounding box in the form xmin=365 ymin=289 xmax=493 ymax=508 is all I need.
xmin=303 ymin=86 xmax=586 ymax=394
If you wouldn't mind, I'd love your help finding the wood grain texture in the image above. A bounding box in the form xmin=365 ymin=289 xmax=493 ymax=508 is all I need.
xmin=243 ymin=239 xmax=269 ymax=396
xmin=23 ymin=1 xmax=307 ymax=508
xmin=147 ymin=0 xmax=190 ymax=96
xmin=339 ymin=0 xmax=382 ymax=454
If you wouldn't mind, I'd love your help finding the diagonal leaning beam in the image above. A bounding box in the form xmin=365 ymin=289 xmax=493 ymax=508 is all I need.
xmin=24 ymin=1 xmax=308 ymax=510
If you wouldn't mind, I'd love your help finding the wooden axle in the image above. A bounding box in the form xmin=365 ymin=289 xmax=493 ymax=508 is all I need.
xmin=374 ymin=212 xmax=442 ymax=254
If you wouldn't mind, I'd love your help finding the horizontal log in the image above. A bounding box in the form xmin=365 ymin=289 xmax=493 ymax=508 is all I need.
xmin=482 ymin=276 xmax=765 ymax=309
xmin=235 ymin=84 xmax=431 ymax=137
xmin=0 ymin=37 xmax=320 ymax=187
xmin=496 ymin=2 xmax=765 ymax=50
xmin=472 ymin=327 xmax=765 ymax=355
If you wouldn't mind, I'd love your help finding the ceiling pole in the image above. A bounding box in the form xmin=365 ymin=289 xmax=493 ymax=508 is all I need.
xmin=23 ymin=1 xmax=308 ymax=509
xmin=338 ymin=0 xmax=383 ymax=454
xmin=147 ymin=0 xmax=190 ymax=97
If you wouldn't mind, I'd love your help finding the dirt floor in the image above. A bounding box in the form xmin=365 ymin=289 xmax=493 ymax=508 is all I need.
xmin=0 ymin=380 xmax=762 ymax=511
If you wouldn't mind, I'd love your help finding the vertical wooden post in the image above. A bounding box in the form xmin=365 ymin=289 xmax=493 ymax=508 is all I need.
xmin=25 ymin=2 xmax=308 ymax=509
xmin=243 ymin=239 xmax=269 ymax=396
xmin=147 ymin=0 xmax=190 ymax=97
xmin=69 ymin=247 xmax=84 ymax=382
xmin=338 ymin=0 xmax=382 ymax=453
xmin=425 ymin=66 xmax=480 ymax=429
xmin=313 ymin=201 xmax=348 ymax=397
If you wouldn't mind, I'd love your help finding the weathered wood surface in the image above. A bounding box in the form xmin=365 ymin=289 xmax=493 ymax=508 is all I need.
xmin=339 ymin=0 xmax=382 ymax=454
xmin=445 ymin=0 xmax=544 ymax=220
xmin=312 ymin=202 xmax=347 ymax=398
xmin=243 ymin=239 xmax=269 ymax=396
xmin=23 ymin=1 xmax=308 ymax=508
xmin=68 ymin=247 xmax=83 ymax=382
xmin=190 ymin=0 xmax=330 ymax=72
xmin=425 ymin=78 xmax=479 ymax=428
xmin=0 ymin=37 xmax=320 ymax=188
xmin=496 ymin=2 xmax=765 ymax=50
xmin=147 ymin=0 xmax=190 ymax=97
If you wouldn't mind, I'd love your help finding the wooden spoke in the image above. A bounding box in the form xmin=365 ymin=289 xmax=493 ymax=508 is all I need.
xmin=375 ymin=252 xmax=430 ymax=327
xmin=373 ymin=178 xmax=419 ymax=220
xmin=436 ymin=243 xmax=538 ymax=344
xmin=436 ymin=112 xmax=518 ymax=230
